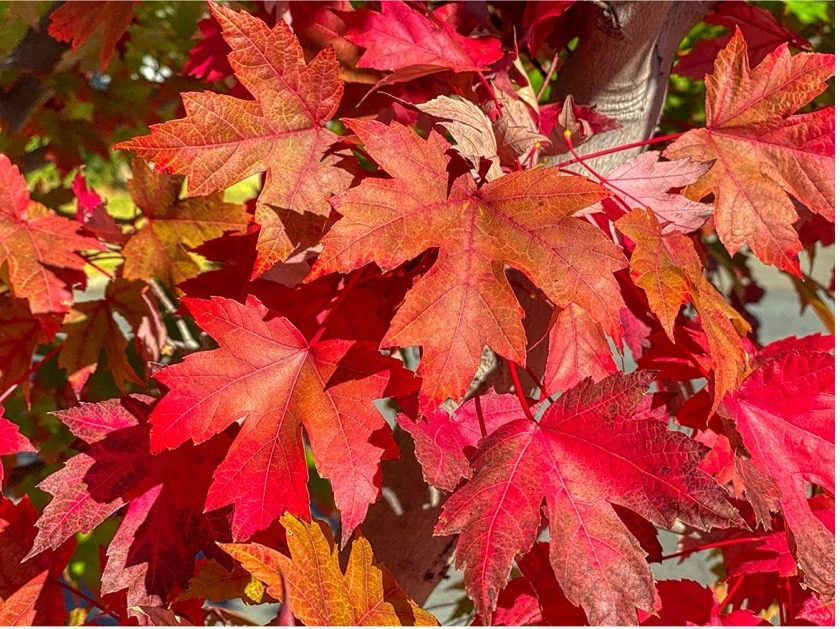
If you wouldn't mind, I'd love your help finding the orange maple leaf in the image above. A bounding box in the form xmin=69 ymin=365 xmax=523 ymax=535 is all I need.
xmin=617 ymin=208 xmax=750 ymax=407
xmin=116 ymin=4 xmax=351 ymax=277
xmin=0 ymin=155 xmax=103 ymax=318
xmin=311 ymin=120 xmax=623 ymax=408
xmin=664 ymin=29 xmax=834 ymax=275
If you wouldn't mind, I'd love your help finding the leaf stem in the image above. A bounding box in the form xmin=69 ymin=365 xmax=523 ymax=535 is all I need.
xmin=554 ymin=131 xmax=686 ymax=169
xmin=507 ymin=359 xmax=536 ymax=422
xmin=719 ymin=573 xmax=744 ymax=611
xmin=561 ymin=130 xmax=638 ymax=216
xmin=783 ymin=577 xmax=795 ymax=626
xmin=657 ymin=535 xmax=765 ymax=562
xmin=0 ymin=343 xmax=64 ymax=405
xmin=477 ymin=73 xmax=502 ymax=119
xmin=523 ymin=364 xmax=549 ymax=400
xmin=149 ymin=278 xmax=200 ymax=351
xmin=536 ymin=52 xmax=560 ymax=103
xmin=474 ymin=395 xmax=487 ymax=438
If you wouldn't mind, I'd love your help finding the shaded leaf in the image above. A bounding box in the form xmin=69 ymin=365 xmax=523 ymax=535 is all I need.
xmin=59 ymin=278 xmax=160 ymax=391
xmin=0 ymin=497 xmax=75 ymax=625
xmin=0 ymin=406 xmax=33 ymax=489
xmin=48 ymin=1 xmax=136 ymax=70
xmin=122 ymin=159 xmax=249 ymax=291
xmin=177 ymin=559 xmax=255 ymax=605
xmin=29 ymin=397 xmax=232 ymax=618
xmin=675 ymin=2 xmax=811 ymax=80
xmin=640 ymin=579 xmax=765 ymax=626
xmin=0 ymin=296 xmax=47 ymax=395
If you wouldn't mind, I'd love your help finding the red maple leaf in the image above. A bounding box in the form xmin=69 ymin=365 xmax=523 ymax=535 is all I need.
xmin=0 ymin=155 xmax=103 ymax=318
xmin=28 ymin=397 xmax=232 ymax=618
xmin=183 ymin=16 xmax=234 ymax=83
xmin=483 ymin=541 xmax=588 ymax=625
xmin=521 ymin=1 xmax=575 ymax=56
xmin=719 ymin=337 xmax=834 ymax=596
xmin=675 ymin=2 xmax=811 ymax=80
xmin=72 ymin=170 xmax=125 ymax=244
xmin=400 ymin=392 xmax=525 ymax=492
xmin=311 ymin=120 xmax=623 ymax=408
xmin=798 ymin=592 xmax=835 ymax=626
xmin=543 ymin=302 xmax=618 ymax=395
xmin=341 ymin=0 xmax=503 ymax=82
xmin=0 ymin=497 xmax=75 ymax=625
xmin=0 ymin=406 xmax=33 ymax=489
xmin=437 ymin=371 xmax=740 ymax=624
xmin=148 ymin=296 xmax=416 ymax=543
xmin=116 ymin=3 xmax=352 ymax=277
xmin=664 ymin=31 xmax=834 ymax=275
xmin=48 ymin=1 xmax=137 ymax=70
xmin=640 ymin=579 xmax=765 ymax=626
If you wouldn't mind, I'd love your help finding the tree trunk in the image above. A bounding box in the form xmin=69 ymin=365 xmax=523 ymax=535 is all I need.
xmin=549 ymin=1 xmax=717 ymax=174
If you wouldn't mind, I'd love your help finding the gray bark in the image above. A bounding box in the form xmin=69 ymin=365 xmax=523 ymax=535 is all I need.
xmin=548 ymin=1 xmax=717 ymax=174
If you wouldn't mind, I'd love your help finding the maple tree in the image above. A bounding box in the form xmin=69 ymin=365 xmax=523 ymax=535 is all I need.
xmin=0 ymin=1 xmax=834 ymax=626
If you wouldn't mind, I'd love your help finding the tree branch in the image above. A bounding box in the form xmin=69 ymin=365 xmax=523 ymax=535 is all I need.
xmin=361 ymin=429 xmax=456 ymax=605
xmin=0 ymin=2 xmax=67 ymax=136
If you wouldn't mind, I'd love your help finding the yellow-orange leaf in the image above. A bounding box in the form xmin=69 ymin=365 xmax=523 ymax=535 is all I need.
xmin=222 ymin=515 xmax=438 ymax=626
xmin=122 ymin=159 xmax=249 ymax=291
xmin=617 ymin=208 xmax=749 ymax=407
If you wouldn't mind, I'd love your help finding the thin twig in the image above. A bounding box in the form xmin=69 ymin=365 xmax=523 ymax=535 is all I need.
xmin=719 ymin=573 xmax=745 ymax=612
xmin=536 ymin=52 xmax=560 ymax=102
xmin=55 ymin=578 xmax=120 ymax=621
xmin=474 ymin=395 xmax=487 ymax=438
xmin=658 ymin=535 xmax=765 ymax=562
xmin=477 ymin=73 xmax=503 ymax=118
xmin=149 ymin=278 xmax=200 ymax=351
xmin=523 ymin=364 xmax=550 ymax=400
xmin=0 ymin=343 xmax=64 ymax=405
